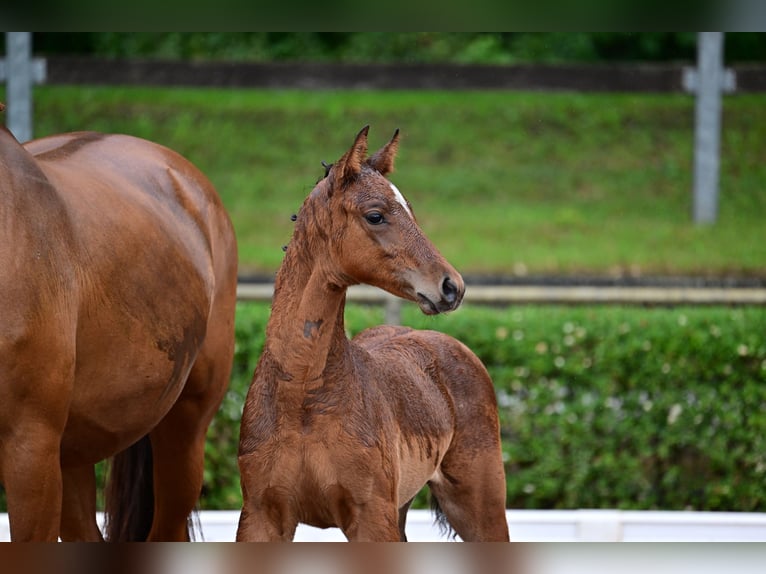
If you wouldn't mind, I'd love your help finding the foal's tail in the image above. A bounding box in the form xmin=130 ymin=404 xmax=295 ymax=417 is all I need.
xmin=104 ymin=435 xmax=155 ymax=541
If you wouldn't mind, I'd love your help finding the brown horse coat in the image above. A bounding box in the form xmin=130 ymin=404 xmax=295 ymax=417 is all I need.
xmin=0 ymin=127 xmax=237 ymax=541
xmin=237 ymin=127 xmax=508 ymax=542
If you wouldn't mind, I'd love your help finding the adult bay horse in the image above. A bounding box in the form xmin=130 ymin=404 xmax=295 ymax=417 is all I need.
xmin=237 ymin=126 xmax=509 ymax=542
xmin=0 ymin=123 xmax=238 ymax=541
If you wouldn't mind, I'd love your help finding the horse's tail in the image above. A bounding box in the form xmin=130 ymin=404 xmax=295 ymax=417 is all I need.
xmin=430 ymin=494 xmax=458 ymax=541
xmin=104 ymin=435 xmax=155 ymax=541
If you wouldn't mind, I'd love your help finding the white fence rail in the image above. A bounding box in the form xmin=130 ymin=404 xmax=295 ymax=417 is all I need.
xmin=4 ymin=509 xmax=766 ymax=542
xmin=238 ymin=283 xmax=766 ymax=306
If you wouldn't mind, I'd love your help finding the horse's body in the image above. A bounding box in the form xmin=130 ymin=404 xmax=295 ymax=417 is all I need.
xmin=237 ymin=127 xmax=508 ymax=541
xmin=0 ymin=127 xmax=237 ymax=541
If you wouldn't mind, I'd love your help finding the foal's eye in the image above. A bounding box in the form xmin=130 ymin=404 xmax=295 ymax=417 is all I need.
xmin=365 ymin=212 xmax=385 ymax=225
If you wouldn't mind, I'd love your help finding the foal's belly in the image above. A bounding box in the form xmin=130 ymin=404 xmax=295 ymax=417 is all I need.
xmin=397 ymin=436 xmax=452 ymax=504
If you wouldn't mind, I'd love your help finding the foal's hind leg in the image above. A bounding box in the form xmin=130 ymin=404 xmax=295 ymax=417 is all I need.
xmin=60 ymin=464 xmax=103 ymax=541
xmin=426 ymin=337 xmax=510 ymax=541
xmin=428 ymin=446 xmax=509 ymax=541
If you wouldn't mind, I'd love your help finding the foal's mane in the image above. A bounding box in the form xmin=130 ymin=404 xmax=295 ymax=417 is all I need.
xmin=318 ymin=161 xmax=333 ymax=182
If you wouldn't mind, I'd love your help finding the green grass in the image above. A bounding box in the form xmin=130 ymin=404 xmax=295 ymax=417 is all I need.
xmin=17 ymin=86 xmax=766 ymax=277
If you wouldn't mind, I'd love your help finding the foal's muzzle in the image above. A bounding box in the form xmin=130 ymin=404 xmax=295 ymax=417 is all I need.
xmin=416 ymin=274 xmax=465 ymax=315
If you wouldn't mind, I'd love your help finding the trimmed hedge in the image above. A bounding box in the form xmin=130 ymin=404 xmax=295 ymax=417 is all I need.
xmin=2 ymin=302 xmax=764 ymax=513
xmin=403 ymin=303 xmax=766 ymax=511
xmin=202 ymin=302 xmax=766 ymax=512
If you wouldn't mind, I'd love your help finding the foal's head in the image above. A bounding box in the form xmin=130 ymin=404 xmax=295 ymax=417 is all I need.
xmin=297 ymin=126 xmax=464 ymax=315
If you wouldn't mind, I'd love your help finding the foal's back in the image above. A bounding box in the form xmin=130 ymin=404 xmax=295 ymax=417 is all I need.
xmin=354 ymin=325 xmax=497 ymax=416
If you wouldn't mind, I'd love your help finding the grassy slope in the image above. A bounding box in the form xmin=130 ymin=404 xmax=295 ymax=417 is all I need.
xmin=26 ymin=86 xmax=766 ymax=277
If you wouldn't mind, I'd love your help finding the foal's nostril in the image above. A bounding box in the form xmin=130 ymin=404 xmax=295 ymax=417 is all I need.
xmin=442 ymin=276 xmax=459 ymax=304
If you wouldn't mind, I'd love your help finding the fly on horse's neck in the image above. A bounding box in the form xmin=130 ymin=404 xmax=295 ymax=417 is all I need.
xmin=237 ymin=127 xmax=509 ymax=542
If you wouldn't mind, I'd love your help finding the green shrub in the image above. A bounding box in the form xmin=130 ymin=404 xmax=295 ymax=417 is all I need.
xmin=400 ymin=303 xmax=766 ymax=511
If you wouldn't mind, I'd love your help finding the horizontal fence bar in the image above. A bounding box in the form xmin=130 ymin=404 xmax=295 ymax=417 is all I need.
xmin=39 ymin=57 xmax=766 ymax=93
xmin=237 ymin=283 xmax=766 ymax=307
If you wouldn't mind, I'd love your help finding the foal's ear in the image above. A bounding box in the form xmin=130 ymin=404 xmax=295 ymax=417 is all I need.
xmin=333 ymin=125 xmax=369 ymax=188
xmin=367 ymin=128 xmax=400 ymax=176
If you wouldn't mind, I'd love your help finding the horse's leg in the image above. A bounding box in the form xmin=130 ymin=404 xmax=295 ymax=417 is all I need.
xmin=147 ymin=339 xmax=232 ymax=541
xmin=60 ymin=464 xmax=103 ymax=541
xmin=428 ymin=447 xmax=509 ymax=542
xmin=0 ymin=346 xmax=73 ymax=541
xmin=146 ymin=389 xmax=218 ymax=541
xmin=0 ymin=423 xmax=64 ymax=541
xmin=147 ymin=415 xmax=204 ymax=540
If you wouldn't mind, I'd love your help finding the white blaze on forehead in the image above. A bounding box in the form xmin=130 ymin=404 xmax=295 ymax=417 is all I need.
xmin=389 ymin=182 xmax=413 ymax=218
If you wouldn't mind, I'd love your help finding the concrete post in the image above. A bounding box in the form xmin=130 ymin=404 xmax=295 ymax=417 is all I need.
xmin=692 ymin=32 xmax=725 ymax=224
xmin=5 ymin=32 xmax=35 ymax=142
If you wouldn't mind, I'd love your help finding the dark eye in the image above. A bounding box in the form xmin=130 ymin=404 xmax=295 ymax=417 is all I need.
xmin=365 ymin=212 xmax=385 ymax=225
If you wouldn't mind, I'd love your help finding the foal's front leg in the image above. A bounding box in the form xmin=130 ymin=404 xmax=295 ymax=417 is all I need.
xmin=237 ymin=454 xmax=299 ymax=542
xmin=236 ymin=503 xmax=298 ymax=542
xmin=341 ymin=499 xmax=401 ymax=542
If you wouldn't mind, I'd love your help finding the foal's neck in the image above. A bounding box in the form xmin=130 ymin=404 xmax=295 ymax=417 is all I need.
xmin=265 ymin=244 xmax=350 ymax=385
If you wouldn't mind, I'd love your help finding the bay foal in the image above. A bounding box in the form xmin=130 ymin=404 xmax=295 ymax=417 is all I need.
xmin=237 ymin=127 xmax=508 ymax=542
